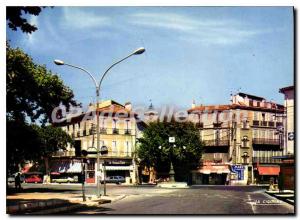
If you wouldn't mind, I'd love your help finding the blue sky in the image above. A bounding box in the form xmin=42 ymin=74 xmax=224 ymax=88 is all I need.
xmin=6 ymin=6 xmax=294 ymax=110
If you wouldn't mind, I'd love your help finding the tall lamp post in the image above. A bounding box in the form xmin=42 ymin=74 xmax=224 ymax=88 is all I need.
xmin=158 ymin=137 xmax=186 ymax=183
xmin=54 ymin=47 xmax=145 ymax=197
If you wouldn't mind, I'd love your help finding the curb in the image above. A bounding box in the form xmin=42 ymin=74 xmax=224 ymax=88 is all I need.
xmin=265 ymin=191 xmax=295 ymax=206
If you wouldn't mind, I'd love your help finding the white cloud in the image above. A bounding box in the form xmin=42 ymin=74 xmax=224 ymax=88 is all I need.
xmin=61 ymin=7 xmax=111 ymax=30
xmin=128 ymin=12 xmax=270 ymax=46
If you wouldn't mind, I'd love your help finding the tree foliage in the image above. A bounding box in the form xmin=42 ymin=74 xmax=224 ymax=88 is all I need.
xmin=6 ymin=6 xmax=45 ymax=34
xmin=137 ymin=120 xmax=203 ymax=181
xmin=7 ymin=43 xmax=78 ymax=124
xmin=7 ymin=121 xmax=73 ymax=174
xmin=6 ymin=43 xmax=77 ymax=173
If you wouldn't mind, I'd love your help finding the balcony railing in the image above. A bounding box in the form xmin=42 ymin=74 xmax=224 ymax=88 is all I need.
xmin=203 ymin=139 xmax=230 ymax=147
xmin=252 ymin=138 xmax=280 ymax=145
xmin=124 ymin=129 xmax=131 ymax=135
xmin=268 ymin=121 xmax=275 ymax=127
xmin=261 ymin=121 xmax=268 ymax=126
xmin=252 ymin=156 xmax=282 ymax=164
xmin=112 ymin=128 xmax=119 ymax=134
xmin=253 ymin=120 xmax=260 ymax=126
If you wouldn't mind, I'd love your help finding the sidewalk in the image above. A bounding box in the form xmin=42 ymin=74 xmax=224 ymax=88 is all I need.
xmin=7 ymin=191 xmax=123 ymax=214
xmin=265 ymin=190 xmax=295 ymax=205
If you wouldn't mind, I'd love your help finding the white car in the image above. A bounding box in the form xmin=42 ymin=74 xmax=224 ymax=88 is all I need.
xmin=52 ymin=176 xmax=78 ymax=183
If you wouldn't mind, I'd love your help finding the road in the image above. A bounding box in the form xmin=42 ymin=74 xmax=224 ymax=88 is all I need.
xmin=14 ymin=184 xmax=294 ymax=215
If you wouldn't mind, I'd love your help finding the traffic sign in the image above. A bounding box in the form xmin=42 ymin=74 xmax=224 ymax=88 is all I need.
xmin=169 ymin=137 xmax=175 ymax=143
xmin=288 ymin=132 xmax=294 ymax=141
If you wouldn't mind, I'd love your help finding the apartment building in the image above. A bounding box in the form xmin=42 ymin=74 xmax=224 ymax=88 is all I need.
xmin=50 ymin=100 xmax=144 ymax=184
xmin=279 ymin=85 xmax=294 ymax=155
xmin=187 ymin=92 xmax=284 ymax=185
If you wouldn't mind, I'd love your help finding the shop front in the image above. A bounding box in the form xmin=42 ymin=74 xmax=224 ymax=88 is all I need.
xmin=49 ymin=159 xmax=83 ymax=183
xmin=102 ymin=159 xmax=135 ymax=184
xmin=253 ymin=165 xmax=280 ymax=184
xmin=192 ymin=163 xmax=231 ymax=185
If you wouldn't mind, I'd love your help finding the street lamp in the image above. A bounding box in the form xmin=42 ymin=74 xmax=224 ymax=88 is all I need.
xmin=54 ymin=47 xmax=145 ymax=197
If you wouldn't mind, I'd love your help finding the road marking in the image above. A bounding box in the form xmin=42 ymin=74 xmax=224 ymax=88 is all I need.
xmin=247 ymin=194 xmax=256 ymax=214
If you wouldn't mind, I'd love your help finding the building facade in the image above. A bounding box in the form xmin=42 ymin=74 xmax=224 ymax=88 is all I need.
xmin=279 ymin=85 xmax=294 ymax=155
xmin=50 ymin=100 xmax=143 ymax=184
xmin=187 ymin=93 xmax=284 ymax=185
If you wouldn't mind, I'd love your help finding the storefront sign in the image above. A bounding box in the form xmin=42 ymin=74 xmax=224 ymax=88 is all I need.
xmin=231 ymin=165 xmax=245 ymax=180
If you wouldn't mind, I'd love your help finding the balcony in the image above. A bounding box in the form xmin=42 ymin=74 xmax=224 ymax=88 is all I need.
xmin=253 ymin=120 xmax=260 ymax=126
xmin=52 ymin=151 xmax=76 ymax=157
xmin=268 ymin=121 xmax=275 ymax=127
xmin=203 ymin=139 xmax=230 ymax=147
xmin=252 ymin=138 xmax=280 ymax=146
xmin=100 ymin=128 xmax=107 ymax=134
xmin=252 ymin=157 xmax=282 ymax=164
xmin=195 ymin=122 xmax=203 ymax=129
xmin=124 ymin=129 xmax=131 ymax=135
xmin=112 ymin=128 xmax=119 ymax=134
xmin=261 ymin=121 xmax=268 ymax=127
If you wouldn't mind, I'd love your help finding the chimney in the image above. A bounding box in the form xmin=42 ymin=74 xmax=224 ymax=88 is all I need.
xmin=192 ymin=100 xmax=196 ymax=109
xmin=125 ymin=102 xmax=132 ymax=111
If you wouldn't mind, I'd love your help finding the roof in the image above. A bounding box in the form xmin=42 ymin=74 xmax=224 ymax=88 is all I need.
xmin=237 ymin=92 xmax=264 ymax=101
xmin=279 ymin=86 xmax=294 ymax=93
xmin=53 ymin=100 xmax=138 ymax=126
xmin=187 ymin=103 xmax=284 ymax=114
xmin=187 ymin=105 xmax=231 ymax=113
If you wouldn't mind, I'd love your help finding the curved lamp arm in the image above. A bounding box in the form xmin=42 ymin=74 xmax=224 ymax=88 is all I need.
xmin=99 ymin=47 xmax=145 ymax=89
xmin=63 ymin=63 xmax=99 ymax=92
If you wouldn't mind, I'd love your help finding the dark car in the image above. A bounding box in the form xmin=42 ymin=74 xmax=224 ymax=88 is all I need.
xmin=101 ymin=176 xmax=125 ymax=184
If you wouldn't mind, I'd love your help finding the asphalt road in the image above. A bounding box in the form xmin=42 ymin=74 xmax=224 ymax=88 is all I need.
xmin=14 ymin=184 xmax=294 ymax=215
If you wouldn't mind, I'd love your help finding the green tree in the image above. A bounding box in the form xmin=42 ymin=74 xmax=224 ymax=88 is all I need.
xmin=6 ymin=6 xmax=46 ymax=34
xmin=137 ymin=120 xmax=203 ymax=181
xmin=6 ymin=43 xmax=78 ymax=174
xmin=7 ymin=43 xmax=78 ymax=124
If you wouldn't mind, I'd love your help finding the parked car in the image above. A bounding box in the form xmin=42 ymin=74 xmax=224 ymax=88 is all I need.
xmin=101 ymin=176 xmax=125 ymax=184
xmin=24 ymin=175 xmax=43 ymax=183
xmin=52 ymin=176 xmax=78 ymax=184
xmin=7 ymin=173 xmax=25 ymax=184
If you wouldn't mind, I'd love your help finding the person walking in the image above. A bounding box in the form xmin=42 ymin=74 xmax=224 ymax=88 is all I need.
xmin=15 ymin=173 xmax=22 ymax=192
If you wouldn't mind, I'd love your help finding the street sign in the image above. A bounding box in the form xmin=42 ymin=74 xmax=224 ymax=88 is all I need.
xmin=169 ymin=137 xmax=175 ymax=143
xmin=288 ymin=132 xmax=294 ymax=141
xmin=231 ymin=165 xmax=245 ymax=180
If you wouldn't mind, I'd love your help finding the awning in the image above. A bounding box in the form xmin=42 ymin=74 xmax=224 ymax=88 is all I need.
xmin=258 ymin=166 xmax=280 ymax=175
xmin=105 ymin=166 xmax=133 ymax=171
xmin=21 ymin=164 xmax=43 ymax=174
xmin=50 ymin=160 xmax=82 ymax=173
xmin=199 ymin=165 xmax=230 ymax=174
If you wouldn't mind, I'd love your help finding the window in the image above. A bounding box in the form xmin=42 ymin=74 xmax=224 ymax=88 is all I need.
xmin=262 ymin=113 xmax=265 ymax=121
xmin=126 ymin=141 xmax=131 ymax=156
xmin=112 ymin=141 xmax=117 ymax=155
xmin=249 ymin=100 xmax=253 ymax=106
xmin=113 ymin=119 xmax=117 ymax=129
xmin=257 ymin=102 xmax=260 ymax=107
xmin=253 ymin=129 xmax=258 ymax=138
xmin=242 ymin=120 xmax=249 ymax=129
xmin=254 ymin=112 xmax=258 ymax=121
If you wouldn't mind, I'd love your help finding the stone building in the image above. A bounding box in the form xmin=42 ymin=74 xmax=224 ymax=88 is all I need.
xmin=187 ymin=92 xmax=284 ymax=185
xmin=49 ymin=100 xmax=144 ymax=184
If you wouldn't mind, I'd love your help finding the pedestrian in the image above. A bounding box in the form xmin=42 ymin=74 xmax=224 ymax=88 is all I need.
xmin=15 ymin=173 xmax=22 ymax=192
